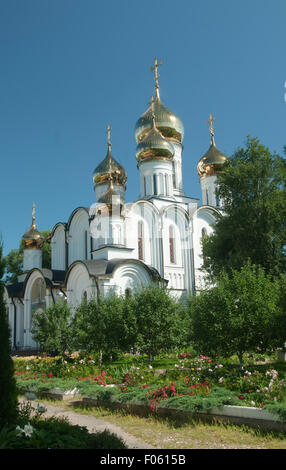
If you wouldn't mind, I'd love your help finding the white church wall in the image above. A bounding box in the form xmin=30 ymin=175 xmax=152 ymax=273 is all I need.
xmin=138 ymin=159 xmax=174 ymax=198
xmin=68 ymin=208 xmax=91 ymax=265
xmin=66 ymin=262 xmax=97 ymax=308
xmin=111 ymin=261 xmax=151 ymax=296
xmin=172 ymin=141 xmax=184 ymax=194
xmin=193 ymin=207 xmax=219 ymax=290
xmin=200 ymin=174 xmax=221 ymax=207
xmin=162 ymin=204 xmax=193 ymax=293
xmin=126 ymin=201 xmax=161 ymax=272
xmin=23 ymin=270 xmax=47 ymax=349
xmin=51 ymin=223 xmax=66 ymax=270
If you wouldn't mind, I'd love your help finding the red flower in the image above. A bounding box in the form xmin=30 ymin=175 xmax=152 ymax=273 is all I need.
xmin=239 ymin=395 xmax=245 ymax=400
xmin=48 ymin=372 xmax=53 ymax=378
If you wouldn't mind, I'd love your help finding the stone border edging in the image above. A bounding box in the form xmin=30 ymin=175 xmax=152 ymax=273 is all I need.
xmin=18 ymin=387 xmax=286 ymax=433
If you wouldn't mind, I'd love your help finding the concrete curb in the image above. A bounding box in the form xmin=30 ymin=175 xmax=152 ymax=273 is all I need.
xmin=19 ymin=388 xmax=286 ymax=433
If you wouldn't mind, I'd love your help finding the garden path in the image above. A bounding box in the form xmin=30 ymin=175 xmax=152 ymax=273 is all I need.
xmin=18 ymin=398 xmax=155 ymax=449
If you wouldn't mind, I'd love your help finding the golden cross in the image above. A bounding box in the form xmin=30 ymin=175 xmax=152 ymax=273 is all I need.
xmin=32 ymin=203 xmax=36 ymax=227
xmin=150 ymin=57 xmax=162 ymax=90
xmin=106 ymin=124 xmax=112 ymax=147
xmin=206 ymin=113 xmax=216 ymax=137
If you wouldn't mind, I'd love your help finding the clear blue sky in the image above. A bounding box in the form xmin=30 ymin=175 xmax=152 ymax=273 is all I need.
xmin=1 ymin=0 xmax=286 ymax=256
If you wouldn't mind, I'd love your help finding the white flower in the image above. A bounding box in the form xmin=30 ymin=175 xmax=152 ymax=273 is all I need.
xmin=16 ymin=423 xmax=34 ymax=438
xmin=148 ymin=365 xmax=152 ymax=369
xmin=218 ymin=377 xmax=224 ymax=383
xmin=23 ymin=424 xmax=34 ymax=438
xmin=251 ymin=401 xmax=255 ymax=406
xmin=174 ymin=364 xmax=179 ymax=368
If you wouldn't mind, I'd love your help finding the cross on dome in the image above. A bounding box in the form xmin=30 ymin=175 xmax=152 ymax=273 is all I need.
xmin=150 ymin=57 xmax=162 ymax=99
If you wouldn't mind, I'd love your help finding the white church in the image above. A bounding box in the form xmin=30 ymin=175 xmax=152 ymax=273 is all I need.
xmin=4 ymin=58 xmax=227 ymax=351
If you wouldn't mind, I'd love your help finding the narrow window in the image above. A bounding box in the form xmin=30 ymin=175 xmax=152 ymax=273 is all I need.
xmin=144 ymin=176 xmax=147 ymax=196
xmin=153 ymin=174 xmax=157 ymax=195
xmin=138 ymin=221 xmax=144 ymax=260
xmin=169 ymin=225 xmax=176 ymax=264
xmin=165 ymin=174 xmax=169 ymax=196
xmin=172 ymin=162 xmax=176 ymax=188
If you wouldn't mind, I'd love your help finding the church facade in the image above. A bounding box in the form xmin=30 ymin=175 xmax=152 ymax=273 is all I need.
xmin=4 ymin=59 xmax=227 ymax=351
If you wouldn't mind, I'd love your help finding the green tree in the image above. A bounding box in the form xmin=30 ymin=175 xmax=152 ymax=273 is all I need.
xmin=0 ymin=240 xmax=18 ymax=429
xmin=132 ymin=285 xmax=187 ymax=361
xmin=202 ymin=137 xmax=286 ymax=280
xmin=31 ymin=300 xmax=73 ymax=355
xmin=4 ymin=231 xmax=51 ymax=283
xmin=189 ymin=263 xmax=283 ymax=365
xmin=71 ymin=293 xmax=134 ymax=360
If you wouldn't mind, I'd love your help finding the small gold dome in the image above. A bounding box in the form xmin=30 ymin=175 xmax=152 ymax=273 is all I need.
xmin=197 ymin=135 xmax=227 ymax=177
xmin=135 ymin=94 xmax=184 ymax=144
xmin=22 ymin=204 xmax=44 ymax=249
xmin=93 ymin=126 xmax=127 ymax=187
xmin=93 ymin=146 xmax=127 ymax=186
xmin=136 ymin=114 xmax=175 ymax=162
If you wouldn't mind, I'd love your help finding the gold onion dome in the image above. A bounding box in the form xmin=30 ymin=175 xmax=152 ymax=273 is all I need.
xmin=93 ymin=125 xmax=127 ymax=186
xmin=135 ymin=58 xmax=184 ymax=144
xmin=136 ymin=112 xmax=175 ymax=162
xmin=22 ymin=204 xmax=44 ymax=249
xmin=197 ymin=114 xmax=227 ymax=177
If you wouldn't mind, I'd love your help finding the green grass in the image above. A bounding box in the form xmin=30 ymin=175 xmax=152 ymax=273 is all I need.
xmin=36 ymin=398 xmax=286 ymax=449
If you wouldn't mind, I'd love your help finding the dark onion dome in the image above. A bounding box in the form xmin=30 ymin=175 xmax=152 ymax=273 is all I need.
xmin=22 ymin=204 xmax=44 ymax=249
xmin=93 ymin=144 xmax=127 ymax=186
xmin=136 ymin=114 xmax=175 ymax=162
xmin=197 ymin=135 xmax=227 ymax=177
xmin=135 ymin=94 xmax=184 ymax=144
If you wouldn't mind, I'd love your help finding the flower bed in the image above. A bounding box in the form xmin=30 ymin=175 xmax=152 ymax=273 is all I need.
xmin=13 ymin=351 xmax=286 ymax=422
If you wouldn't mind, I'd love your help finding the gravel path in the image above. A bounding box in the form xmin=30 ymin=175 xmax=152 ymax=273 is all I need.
xmin=18 ymin=398 xmax=155 ymax=449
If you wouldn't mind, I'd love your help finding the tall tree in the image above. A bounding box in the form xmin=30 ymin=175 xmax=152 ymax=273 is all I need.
xmin=132 ymin=285 xmax=187 ymax=361
xmin=0 ymin=240 xmax=18 ymax=429
xmin=202 ymin=137 xmax=286 ymax=280
xmin=189 ymin=263 xmax=284 ymax=365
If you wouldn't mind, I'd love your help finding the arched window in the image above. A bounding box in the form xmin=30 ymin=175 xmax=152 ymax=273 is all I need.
xmin=169 ymin=225 xmax=176 ymax=264
xmin=138 ymin=221 xmax=144 ymax=260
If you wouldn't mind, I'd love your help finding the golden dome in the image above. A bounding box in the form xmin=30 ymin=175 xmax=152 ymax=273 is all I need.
xmin=135 ymin=95 xmax=184 ymax=144
xmin=93 ymin=125 xmax=127 ymax=186
xmin=135 ymin=58 xmax=184 ymax=144
xmin=197 ymin=135 xmax=227 ymax=177
xmin=136 ymin=113 xmax=175 ymax=162
xmin=22 ymin=204 xmax=44 ymax=249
